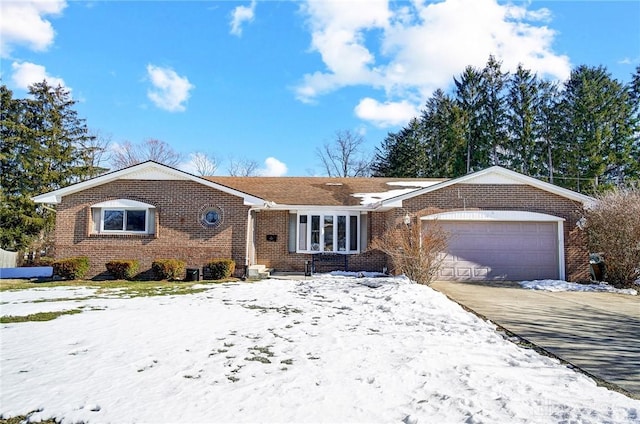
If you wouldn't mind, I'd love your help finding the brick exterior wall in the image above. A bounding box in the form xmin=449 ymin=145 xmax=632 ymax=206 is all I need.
xmin=253 ymin=210 xmax=388 ymax=273
xmin=398 ymin=184 xmax=590 ymax=281
xmin=54 ymin=180 xmax=250 ymax=279
xmin=55 ymin=180 xmax=589 ymax=282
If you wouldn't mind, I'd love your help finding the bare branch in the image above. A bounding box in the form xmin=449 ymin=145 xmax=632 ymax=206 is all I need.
xmin=227 ymin=157 xmax=259 ymax=176
xmin=190 ymin=152 xmax=218 ymax=176
xmin=370 ymin=217 xmax=449 ymax=285
xmin=110 ymin=139 xmax=182 ymax=169
xmin=316 ymin=130 xmax=373 ymax=177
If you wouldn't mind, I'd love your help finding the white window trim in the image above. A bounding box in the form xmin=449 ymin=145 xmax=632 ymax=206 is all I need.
xmin=100 ymin=208 xmax=149 ymax=233
xmin=92 ymin=199 xmax=155 ymax=235
xmin=296 ymin=211 xmax=360 ymax=254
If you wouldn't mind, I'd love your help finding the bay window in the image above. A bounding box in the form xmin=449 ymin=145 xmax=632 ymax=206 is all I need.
xmin=295 ymin=212 xmax=361 ymax=253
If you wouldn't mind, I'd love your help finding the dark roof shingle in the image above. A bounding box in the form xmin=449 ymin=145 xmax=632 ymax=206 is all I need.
xmin=204 ymin=176 xmax=446 ymax=206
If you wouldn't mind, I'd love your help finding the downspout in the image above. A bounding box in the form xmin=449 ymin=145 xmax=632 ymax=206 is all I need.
xmin=244 ymin=206 xmax=263 ymax=280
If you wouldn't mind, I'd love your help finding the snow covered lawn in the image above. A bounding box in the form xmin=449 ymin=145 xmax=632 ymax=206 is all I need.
xmin=519 ymin=279 xmax=638 ymax=295
xmin=1 ymin=275 xmax=638 ymax=423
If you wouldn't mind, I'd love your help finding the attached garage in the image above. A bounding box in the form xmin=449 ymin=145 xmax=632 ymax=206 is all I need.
xmin=423 ymin=211 xmax=565 ymax=281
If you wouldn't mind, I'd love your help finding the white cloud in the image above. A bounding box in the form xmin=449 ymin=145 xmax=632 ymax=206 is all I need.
xmin=259 ymin=157 xmax=288 ymax=177
xmin=230 ymin=0 xmax=256 ymax=36
xmin=0 ymin=0 xmax=66 ymax=58
xmin=11 ymin=61 xmax=67 ymax=90
xmin=146 ymin=65 xmax=194 ymax=112
xmin=296 ymin=0 xmax=571 ymax=127
xmin=354 ymin=98 xmax=418 ymax=127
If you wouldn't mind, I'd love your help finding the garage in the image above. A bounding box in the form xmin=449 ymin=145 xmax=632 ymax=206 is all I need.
xmin=422 ymin=211 xmax=565 ymax=281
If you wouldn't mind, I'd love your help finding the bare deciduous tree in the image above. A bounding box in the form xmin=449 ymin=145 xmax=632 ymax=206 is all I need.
xmin=371 ymin=216 xmax=449 ymax=285
xmin=190 ymin=152 xmax=218 ymax=176
xmin=74 ymin=130 xmax=112 ymax=178
xmin=110 ymin=138 xmax=182 ymax=169
xmin=316 ymin=130 xmax=373 ymax=177
xmin=227 ymin=157 xmax=259 ymax=176
xmin=584 ymin=187 xmax=640 ymax=287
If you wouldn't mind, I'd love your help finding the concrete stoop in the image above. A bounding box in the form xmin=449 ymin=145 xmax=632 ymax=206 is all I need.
xmin=247 ymin=265 xmax=271 ymax=279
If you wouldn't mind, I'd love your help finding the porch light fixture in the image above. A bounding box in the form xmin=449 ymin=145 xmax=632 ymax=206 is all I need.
xmin=403 ymin=212 xmax=411 ymax=226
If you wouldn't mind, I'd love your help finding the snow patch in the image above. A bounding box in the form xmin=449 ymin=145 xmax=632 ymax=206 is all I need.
xmin=1 ymin=275 xmax=638 ymax=422
xmin=519 ymin=279 xmax=638 ymax=295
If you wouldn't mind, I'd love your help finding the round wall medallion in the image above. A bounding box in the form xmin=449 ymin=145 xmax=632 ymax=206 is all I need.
xmin=200 ymin=206 xmax=223 ymax=228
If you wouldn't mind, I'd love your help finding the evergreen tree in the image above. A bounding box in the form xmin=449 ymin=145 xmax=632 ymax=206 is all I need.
xmin=372 ymin=118 xmax=427 ymax=177
xmin=0 ymin=82 xmax=97 ymax=251
xmin=556 ymin=66 xmax=634 ymax=192
xmin=535 ymin=80 xmax=562 ymax=184
xmin=625 ymin=66 xmax=640 ymax=182
xmin=421 ymin=89 xmax=466 ymax=177
xmin=478 ymin=55 xmax=509 ymax=167
xmin=454 ymin=65 xmax=483 ymax=173
xmin=506 ymin=64 xmax=538 ymax=174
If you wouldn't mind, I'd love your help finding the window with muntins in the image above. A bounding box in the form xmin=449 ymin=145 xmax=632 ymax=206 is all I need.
xmin=296 ymin=212 xmax=360 ymax=253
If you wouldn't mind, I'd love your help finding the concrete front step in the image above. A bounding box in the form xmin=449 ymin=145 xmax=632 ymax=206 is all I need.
xmin=247 ymin=265 xmax=272 ymax=278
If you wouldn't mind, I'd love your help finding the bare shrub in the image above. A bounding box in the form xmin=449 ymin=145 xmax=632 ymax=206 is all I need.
xmin=584 ymin=187 xmax=640 ymax=287
xmin=371 ymin=217 xmax=448 ymax=285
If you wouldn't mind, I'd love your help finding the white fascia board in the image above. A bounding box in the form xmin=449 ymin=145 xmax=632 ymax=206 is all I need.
xmin=466 ymin=166 xmax=595 ymax=204
xmin=420 ymin=210 xmax=565 ymax=222
xmin=380 ymin=166 xmax=595 ymax=207
xmin=31 ymin=161 xmax=267 ymax=206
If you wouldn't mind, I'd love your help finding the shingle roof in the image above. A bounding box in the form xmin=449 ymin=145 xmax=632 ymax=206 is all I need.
xmin=204 ymin=176 xmax=447 ymax=206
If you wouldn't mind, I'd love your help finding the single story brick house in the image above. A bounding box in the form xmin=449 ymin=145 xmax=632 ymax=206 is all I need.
xmin=32 ymin=161 xmax=594 ymax=281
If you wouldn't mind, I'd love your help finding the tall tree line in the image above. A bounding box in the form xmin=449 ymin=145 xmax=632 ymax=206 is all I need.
xmin=1 ymin=82 xmax=106 ymax=251
xmin=373 ymin=57 xmax=640 ymax=193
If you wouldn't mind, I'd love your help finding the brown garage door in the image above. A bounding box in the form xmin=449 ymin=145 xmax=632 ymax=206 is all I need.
xmin=434 ymin=221 xmax=559 ymax=281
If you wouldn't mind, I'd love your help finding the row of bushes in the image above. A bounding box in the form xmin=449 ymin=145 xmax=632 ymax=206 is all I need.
xmin=48 ymin=256 xmax=235 ymax=281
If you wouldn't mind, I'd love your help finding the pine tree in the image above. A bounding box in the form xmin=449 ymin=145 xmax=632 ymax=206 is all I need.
xmin=506 ymin=64 xmax=538 ymax=174
xmin=556 ymin=66 xmax=634 ymax=192
xmin=421 ymin=89 xmax=466 ymax=177
xmin=535 ymin=80 xmax=562 ymax=184
xmin=371 ymin=118 xmax=427 ymax=177
xmin=478 ymin=55 xmax=509 ymax=167
xmin=0 ymin=82 xmax=97 ymax=251
xmin=454 ymin=65 xmax=483 ymax=173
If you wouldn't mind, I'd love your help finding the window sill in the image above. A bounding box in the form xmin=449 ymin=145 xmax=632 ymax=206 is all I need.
xmin=89 ymin=233 xmax=156 ymax=239
xmin=297 ymin=251 xmax=358 ymax=255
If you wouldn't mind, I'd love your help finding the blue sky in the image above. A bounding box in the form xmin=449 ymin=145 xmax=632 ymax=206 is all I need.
xmin=2 ymin=0 xmax=639 ymax=176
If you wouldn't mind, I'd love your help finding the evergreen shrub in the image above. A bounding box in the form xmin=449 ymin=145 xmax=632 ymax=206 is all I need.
xmin=152 ymin=259 xmax=186 ymax=281
xmin=105 ymin=260 xmax=140 ymax=280
xmin=205 ymin=259 xmax=236 ymax=280
xmin=52 ymin=256 xmax=90 ymax=280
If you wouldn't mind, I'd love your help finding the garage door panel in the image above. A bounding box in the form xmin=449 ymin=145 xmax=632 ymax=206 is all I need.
xmin=431 ymin=220 xmax=559 ymax=281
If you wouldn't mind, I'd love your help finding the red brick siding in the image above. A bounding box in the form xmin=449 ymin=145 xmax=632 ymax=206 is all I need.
xmin=253 ymin=210 xmax=389 ymax=273
xmin=55 ymin=180 xmax=589 ymax=281
xmin=54 ymin=180 xmax=249 ymax=279
xmin=399 ymin=184 xmax=589 ymax=281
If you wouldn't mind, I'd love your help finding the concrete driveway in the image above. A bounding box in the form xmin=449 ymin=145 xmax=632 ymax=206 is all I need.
xmin=431 ymin=281 xmax=640 ymax=399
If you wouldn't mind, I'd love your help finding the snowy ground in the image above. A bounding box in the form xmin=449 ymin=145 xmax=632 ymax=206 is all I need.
xmin=519 ymin=279 xmax=638 ymax=295
xmin=1 ymin=275 xmax=639 ymax=423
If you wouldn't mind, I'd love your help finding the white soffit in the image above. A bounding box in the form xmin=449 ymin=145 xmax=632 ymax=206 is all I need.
xmin=421 ymin=210 xmax=565 ymax=222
